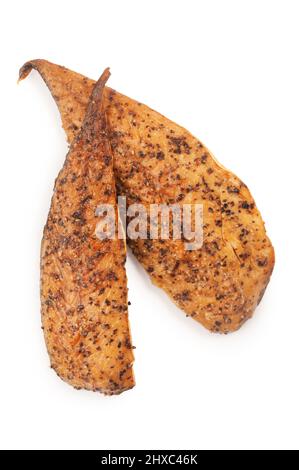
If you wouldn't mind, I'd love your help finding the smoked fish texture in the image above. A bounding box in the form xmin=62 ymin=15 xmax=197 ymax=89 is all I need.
xmin=20 ymin=59 xmax=275 ymax=333
xmin=39 ymin=68 xmax=135 ymax=394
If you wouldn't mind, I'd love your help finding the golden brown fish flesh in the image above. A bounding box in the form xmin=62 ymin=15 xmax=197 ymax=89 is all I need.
xmin=39 ymin=68 xmax=135 ymax=394
xmin=20 ymin=59 xmax=275 ymax=333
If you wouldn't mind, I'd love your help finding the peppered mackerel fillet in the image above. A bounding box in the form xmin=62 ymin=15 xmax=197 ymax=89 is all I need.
xmin=20 ymin=59 xmax=275 ymax=333
xmin=39 ymin=68 xmax=135 ymax=394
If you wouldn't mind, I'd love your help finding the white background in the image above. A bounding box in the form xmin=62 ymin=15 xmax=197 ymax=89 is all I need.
xmin=1 ymin=0 xmax=298 ymax=450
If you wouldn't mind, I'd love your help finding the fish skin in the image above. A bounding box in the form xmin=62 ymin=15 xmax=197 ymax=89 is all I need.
xmin=20 ymin=59 xmax=275 ymax=333
xmin=39 ymin=68 xmax=135 ymax=394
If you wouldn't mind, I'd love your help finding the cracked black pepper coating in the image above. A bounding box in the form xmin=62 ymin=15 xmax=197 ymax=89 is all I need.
xmin=19 ymin=59 xmax=275 ymax=333
xmin=38 ymin=68 xmax=135 ymax=394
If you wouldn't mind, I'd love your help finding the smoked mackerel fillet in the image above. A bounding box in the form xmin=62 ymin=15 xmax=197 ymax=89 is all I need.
xmin=20 ymin=59 xmax=275 ymax=333
xmin=39 ymin=68 xmax=135 ymax=394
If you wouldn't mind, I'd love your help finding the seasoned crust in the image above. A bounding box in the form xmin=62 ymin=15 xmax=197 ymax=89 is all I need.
xmin=20 ymin=59 xmax=275 ymax=333
xmin=40 ymin=68 xmax=135 ymax=394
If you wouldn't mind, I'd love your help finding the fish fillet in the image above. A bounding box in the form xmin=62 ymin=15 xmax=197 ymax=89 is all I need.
xmin=20 ymin=59 xmax=275 ymax=333
xmin=39 ymin=68 xmax=135 ymax=394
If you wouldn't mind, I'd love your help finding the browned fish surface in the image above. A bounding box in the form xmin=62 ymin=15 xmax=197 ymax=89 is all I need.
xmin=20 ymin=59 xmax=275 ymax=333
xmin=39 ymin=68 xmax=135 ymax=394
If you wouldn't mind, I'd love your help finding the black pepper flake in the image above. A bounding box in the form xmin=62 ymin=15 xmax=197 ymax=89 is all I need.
xmin=169 ymin=136 xmax=191 ymax=155
xmin=240 ymin=201 xmax=255 ymax=210
xmin=176 ymin=193 xmax=185 ymax=202
xmin=144 ymin=239 xmax=153 ymax=250
xmin=72 ymin=211 xmax=82 ymax=220
xmin=257 ymin=257 xmax=268 ymax=267
xmin=215 ymin=293 xmax=224 ymax=301
xmin=82 ymin=195 xmax=92 ymax=204
xmin=107 ymin=271 xmax=118 ymax=281
xmin=156 ymin=151 xmax=165 ymax=160
xmin=180 ymin=290 xmax=190 ymax=301
xmin=227 ymin=186 xmax=240 ymax=194
xmin=103 ymin=155 xmax=111 ymax=166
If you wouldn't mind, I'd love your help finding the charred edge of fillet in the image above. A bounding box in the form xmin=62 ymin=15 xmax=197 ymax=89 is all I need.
xmin=19 ymin=59 xmax=49 ymax=83
xmin=81 ymin=67 xmax=110 ymax=127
